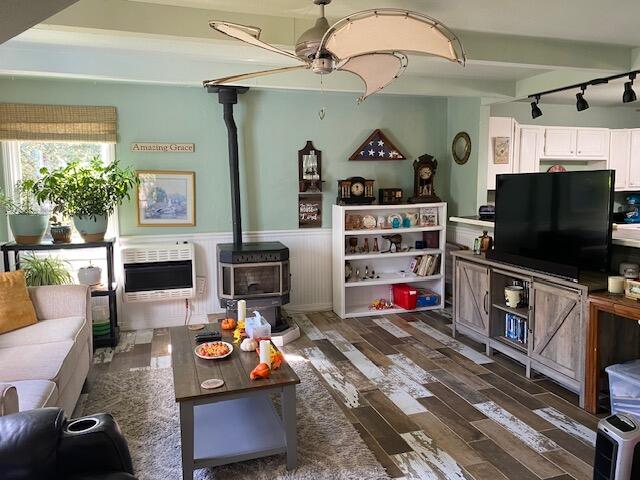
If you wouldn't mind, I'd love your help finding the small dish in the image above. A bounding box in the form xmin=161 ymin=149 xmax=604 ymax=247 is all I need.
xmin=362 ymin=215 xmax=377 ymax=229
xmin=195 ymin=341 xmax=234 ymax=360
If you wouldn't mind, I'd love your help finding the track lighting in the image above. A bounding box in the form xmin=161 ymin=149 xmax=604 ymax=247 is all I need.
xmin=623 ymin=74 xmax=637 ymax=103
xmin=530 ymin=96 xmax=542 ymax=119
xmin=576 ymin=85 xmax=589 ymax=112
xmin=530 ymin=69 xmax=640 ymax=113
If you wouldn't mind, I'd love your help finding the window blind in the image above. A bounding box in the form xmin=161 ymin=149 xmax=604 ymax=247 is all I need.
xmin=0 ymin=103 xmax=117 ymax=143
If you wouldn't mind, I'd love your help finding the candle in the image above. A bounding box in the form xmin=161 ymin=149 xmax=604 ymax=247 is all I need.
xmin=259 ymin=339 xmax=271 ymax=368
xmin=237 ymin=300 xmax=246 ymax=322
xmin=608 ymin=276 xmax=625 ymax=294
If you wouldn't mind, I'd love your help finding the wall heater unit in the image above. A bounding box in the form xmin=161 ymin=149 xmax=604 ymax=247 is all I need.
xmin=122 ymin=242 xmax=195 ymax=303
xmin=594 ymin=413 xmax=640 ymax=480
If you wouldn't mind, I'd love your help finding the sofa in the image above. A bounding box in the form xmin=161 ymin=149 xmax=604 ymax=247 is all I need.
xmin=0 ymin=285 xmax=92 ymax=416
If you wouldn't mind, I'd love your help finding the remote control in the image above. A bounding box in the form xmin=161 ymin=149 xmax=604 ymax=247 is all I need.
xmin=195 ymin=331 xmax=221 ymax=343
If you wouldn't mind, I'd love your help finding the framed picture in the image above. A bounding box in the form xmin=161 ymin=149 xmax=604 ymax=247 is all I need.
xmin=419 ymin=207 xmax=438 ymax=226
xmin=136 ymin=170 xmax=195 ymax=226
xmin=298 ymin=194 xmax=322 ymax=228
xmin=493 ymin=137 xmax=510 ymax=164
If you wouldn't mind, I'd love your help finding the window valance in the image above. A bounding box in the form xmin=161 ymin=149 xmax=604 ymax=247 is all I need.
xmin=0 ymin=103 xmax=117 ymax=143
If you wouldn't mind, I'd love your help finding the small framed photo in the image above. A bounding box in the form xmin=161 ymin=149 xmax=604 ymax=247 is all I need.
xmin=420 ymin=207 xmax=438 ymax=226
xmin=136 ymin=170 xmax=195 ymax=226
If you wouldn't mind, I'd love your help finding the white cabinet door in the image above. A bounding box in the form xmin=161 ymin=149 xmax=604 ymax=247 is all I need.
xmin=609 ymin=130 xmax=630 ymax=190
xmin=518 ymin=127 xmax=541 ymax=173
xmin=576 ymin=128 xmax=609 ymax=158
xmin=629 ymin=130 xmax=640 ymax=188
xmin=544 ymin=128 xmax=576 ymax=157
xmin=486 ymin=117 xmax=517 ymax=190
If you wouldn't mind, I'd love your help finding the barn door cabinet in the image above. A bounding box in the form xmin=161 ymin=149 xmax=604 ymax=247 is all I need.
xmin=452 ymin=251 xmax=590 ymax=406
xmin=454 ymin=261 xmax=490 ymax=336
xmin=530 ymin=281 xmax=584 ymax=383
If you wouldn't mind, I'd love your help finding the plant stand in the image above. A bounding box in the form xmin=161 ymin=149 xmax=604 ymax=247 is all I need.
xmin=1 ymin=238 xmax=119 ymax=349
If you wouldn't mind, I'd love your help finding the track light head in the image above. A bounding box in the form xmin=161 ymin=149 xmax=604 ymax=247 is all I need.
xmin=530 ymin=96 xmax=543 ymax=119
xmin=576 ymin=86 xmax=589 ymax=112
xmin=623 ymin=74 xmax=637 ymax=103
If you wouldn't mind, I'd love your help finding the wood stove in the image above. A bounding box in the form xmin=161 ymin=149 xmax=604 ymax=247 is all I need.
xmin=208 ymin=85 xmax=297 ymax=339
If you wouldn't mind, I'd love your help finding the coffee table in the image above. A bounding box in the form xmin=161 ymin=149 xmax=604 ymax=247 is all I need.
xmin=169 ymin=324 xmax=300 ymax=479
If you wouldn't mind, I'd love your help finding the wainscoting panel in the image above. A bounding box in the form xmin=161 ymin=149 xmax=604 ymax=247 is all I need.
xmin=119 ymin=229 xmax=333 ymax=330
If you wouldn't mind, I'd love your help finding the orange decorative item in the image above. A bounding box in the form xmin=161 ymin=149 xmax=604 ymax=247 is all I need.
xmin=221 ymin=318 xmax=237 ymax=330
xmin=250 ymin=363 xmax=271 ymax=380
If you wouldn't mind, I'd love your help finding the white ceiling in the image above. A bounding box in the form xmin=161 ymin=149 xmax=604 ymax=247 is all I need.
xmin=130 ymin=0 xmax=640 ymax=46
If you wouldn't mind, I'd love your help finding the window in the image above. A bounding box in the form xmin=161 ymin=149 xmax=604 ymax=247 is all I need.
xmin=2 ymin=140 xmax=118 ymax=239
xmin=18 ymin=141 xmax=107 ymax=178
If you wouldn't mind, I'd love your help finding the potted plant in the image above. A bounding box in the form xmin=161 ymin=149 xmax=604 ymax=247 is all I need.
xmin=0 ymin=179 xmax=49 ymax=244
xmin=21 ymin=253 xmax=73 ymax=286
xmin=33 ymin=157 xmax=138 ymax=242
xmin=49 ymin=215 xmax=72 ymax=244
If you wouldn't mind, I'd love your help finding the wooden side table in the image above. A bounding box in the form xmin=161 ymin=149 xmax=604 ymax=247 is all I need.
xmin=586 ymin=292 xmax=640 ymax=413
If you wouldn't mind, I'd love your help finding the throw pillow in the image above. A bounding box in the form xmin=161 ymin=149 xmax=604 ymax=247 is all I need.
xmin=0 ymin=270 xmax=37 ymax=335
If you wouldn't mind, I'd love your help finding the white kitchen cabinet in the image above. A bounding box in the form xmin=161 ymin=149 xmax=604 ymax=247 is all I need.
xmin=486 ymin=117 xmax=518 ymax=190
xmin=576 ymin=129 xmax=609 ymax=158
xmin=518 ymin=127 xmax=542 ymax=173
xmin=629 ymin=130 xmax=640 ymax=188
xmin=544 ymin=128 xmax=576 ymax=158
xmin=609 ymin=130 xmax=630 ymax=190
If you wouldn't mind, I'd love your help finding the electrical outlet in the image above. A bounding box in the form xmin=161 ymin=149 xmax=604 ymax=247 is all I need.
xmin=196 ymin=276 xmax=206 ymax=296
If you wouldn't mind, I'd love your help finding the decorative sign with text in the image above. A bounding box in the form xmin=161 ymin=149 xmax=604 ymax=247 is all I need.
xmin=298 ymin=194 xmax=322 ymax=228
xmin=131 ymin=142 xmax=195 ymax=153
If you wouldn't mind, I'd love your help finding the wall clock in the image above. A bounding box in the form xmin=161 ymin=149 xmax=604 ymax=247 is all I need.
xmin=409 ymin=154 xmax=441 ymax=203
xmin=336 ymin=176 xmax=375 ymax=205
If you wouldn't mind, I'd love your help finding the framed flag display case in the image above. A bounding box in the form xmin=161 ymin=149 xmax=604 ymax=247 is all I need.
xmin=349 ymin=129 xmax=406 ymax=161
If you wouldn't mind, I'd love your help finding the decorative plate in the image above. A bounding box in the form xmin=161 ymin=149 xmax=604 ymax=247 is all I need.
xmin=194 ymin=341 xmax=234 ymax=360
xmin=362 ymin=215 xmax=377 ymax=229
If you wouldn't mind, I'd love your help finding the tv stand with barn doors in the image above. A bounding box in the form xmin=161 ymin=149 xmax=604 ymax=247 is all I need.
xmin=452 ymin=250 xmax=607 ymax=408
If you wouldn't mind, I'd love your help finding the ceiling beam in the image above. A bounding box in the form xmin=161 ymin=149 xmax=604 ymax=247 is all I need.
xmin=0 ymin=0 xmax=80 ymax=44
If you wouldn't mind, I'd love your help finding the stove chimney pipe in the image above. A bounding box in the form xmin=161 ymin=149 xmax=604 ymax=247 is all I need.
xmin=207 ymin=85 xmax=248 ymax=248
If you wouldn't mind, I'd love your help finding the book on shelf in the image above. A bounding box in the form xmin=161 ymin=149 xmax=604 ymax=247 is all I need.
xmin=411 ymin=253 xmax=440 ymax=277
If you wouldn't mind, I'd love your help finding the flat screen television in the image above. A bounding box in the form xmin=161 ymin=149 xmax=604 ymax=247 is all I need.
xmin=487 ymin=170 xmax=614 ymax=281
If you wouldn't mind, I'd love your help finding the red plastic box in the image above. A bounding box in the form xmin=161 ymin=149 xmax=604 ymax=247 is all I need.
xmin=392 ymin=284 xmax=418 ymax=310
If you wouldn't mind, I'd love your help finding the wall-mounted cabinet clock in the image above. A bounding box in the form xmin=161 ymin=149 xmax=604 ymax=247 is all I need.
xmin=336 ymin=176 xmax=375 ymax=205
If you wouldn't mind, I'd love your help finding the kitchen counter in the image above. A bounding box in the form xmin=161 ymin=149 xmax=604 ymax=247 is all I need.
xmin=448 ymin=216 xmax=494 ymax=228
xmin=448 ymin=216 xmax=640 ymax=248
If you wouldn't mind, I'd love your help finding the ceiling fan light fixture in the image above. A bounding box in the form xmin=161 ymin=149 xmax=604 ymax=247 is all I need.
xmin=205 ymin=2 xmax=466 ymax=102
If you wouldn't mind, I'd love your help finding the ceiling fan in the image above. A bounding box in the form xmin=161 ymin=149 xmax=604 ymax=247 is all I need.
xmin=203 ymin=0 xmax=466 ymax=102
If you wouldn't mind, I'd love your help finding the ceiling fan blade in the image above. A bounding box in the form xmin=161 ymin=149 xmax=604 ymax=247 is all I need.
xmin=210 ymin=21 xmax=305 ymax=63
xmin=338 ymin=52 xmax=407 ymax=101
xmin=203 ymin=64 xmax=310 ymax=87
xmin=319 ymin=9 xmax=466 ymax=65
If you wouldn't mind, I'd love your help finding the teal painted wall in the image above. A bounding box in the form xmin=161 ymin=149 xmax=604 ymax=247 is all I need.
xmin=0 ymin=77 xmax=448 ymax=236
xmin=445 ymin=97 xmax=486 ymax=217
xmin=490 ymin=101 xmax=640 ymax=128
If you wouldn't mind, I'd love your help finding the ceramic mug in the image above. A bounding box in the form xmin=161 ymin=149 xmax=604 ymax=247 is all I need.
xmin=504 ymin=285 xmax=524 ymax=308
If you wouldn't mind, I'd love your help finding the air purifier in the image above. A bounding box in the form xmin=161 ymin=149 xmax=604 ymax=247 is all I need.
xmin=594 ymin=413 xmax=640 ymax=479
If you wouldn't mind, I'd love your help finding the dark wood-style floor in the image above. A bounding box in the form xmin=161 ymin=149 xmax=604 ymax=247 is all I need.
xmin=90 ymin=308 xmax=599 ymax=480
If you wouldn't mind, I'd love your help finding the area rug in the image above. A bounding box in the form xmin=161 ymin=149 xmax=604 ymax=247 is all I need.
xmin=83 ymin=361 xmax=389 ymax=480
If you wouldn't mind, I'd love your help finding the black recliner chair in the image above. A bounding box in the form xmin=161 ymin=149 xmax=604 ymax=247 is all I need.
xmin=0 ymin=407 xmax=137 ymax=480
